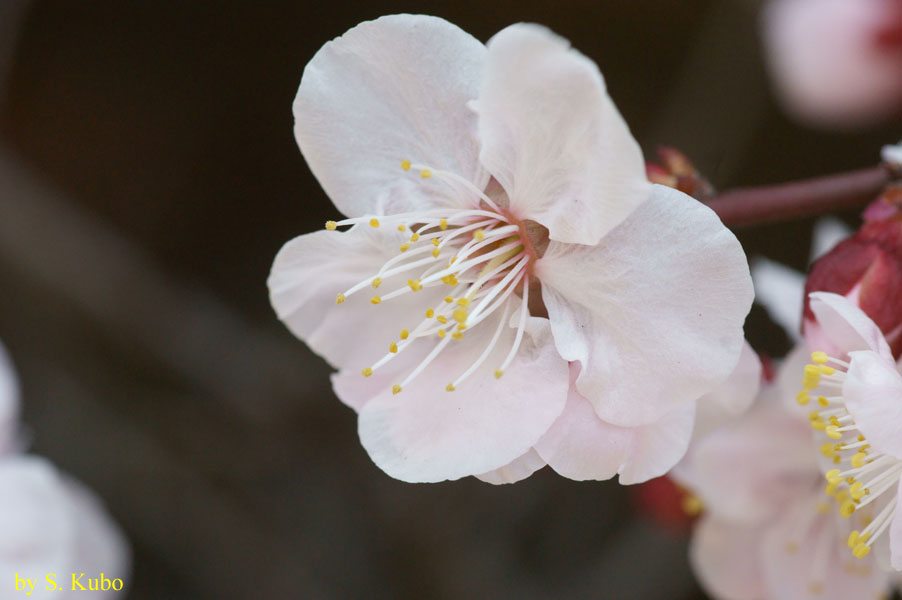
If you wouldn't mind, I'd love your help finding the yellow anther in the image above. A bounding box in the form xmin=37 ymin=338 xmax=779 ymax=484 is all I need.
xmin=681 ymin=494 xmax=703 ymax=516
xmin=819 ymin=365 xmax=836 ymax=375
xmin=444 ymin=296 xmax=454 ymax=303
xmin=453 ymin=308 xmax=468 ymax=324
xmin=816 ymin=501 xmax=830 ymax=514
xmin=785 ymin=541 xmax=799 ymax=554
xmin=833 ymin=455 xmax=841 ymax=464
xmin=369 ymin=218 xmax=380 ymax=228
xmin=371 ymin=296 xmax=381 ymax=305
xmin=335 ymin=293 xmax=346 ymax=305
xmin=829 ymin=416 xmax=841 ymax=427
xmin=397 ymin=224 xmax=407 ymax=232
xmin=826 ymin=425 xmax=842 ymax=439
xmin=809 ymin=410 xmax=821 ymax=421
xmin=852 ymin=453 xmax=867 ymax=469
xmin=796 ymin=391 xmax=811 ymax=406
xmin=858 ymin=435 xmax=866 ymax=442
xmin=407 ymin=279 xmax=422 ymax=291
xmin=811 ymin=351 xmax=829 ymax=364
xmin=474 ymin=229 xmax=486 ymax=241
xmin=817 ymin=396 xmax=829 ymax=407
xmin=401 ymin=160 xmax=411 ymax=171
xmin=432 ymin=248 xmax=441 ymax=258
xmin=840 ymin=500 xmax=856 ymax=518
xmin=371 ymin=277 xmax=382 ymax=288
xmin=392 ymin=384 xmax=402 ymax=395
xmin=825 ymin=482 xmax=839 ymax=496
xmin=438 ymin=329 xmax=446 ymax=339
xmin=389 ymin=342 xmax=398 ymax=354
xmin=425 ymin=308 xmax=435 ymax=318
xmin=850 ymin=482 xmax=866 ymax=500
xmin=400 ymin=329 xmax=409 ymax=340
xmin=457 ymin=324 xmax=466 ymax=331
xmin=804 ymin=364 xmax=820 ymax=376
xmin=836 ymin=490 xmax=851 ymax=504
xmin=445 ymin=383 xmax=455 ymax=392
xmin=410 ymin=233 xmax=420 ymax=242
xmin=449 ymin=257 xmax=456 ymax=265
xmin=361 ymin=367 xmax=373 ymax=377
xmin=494 ymin=369 xmax=504 ymax=379
xmin=400 ymin=243 xmax=411 ymax=252
xmin=811 ymin=418 xmax=827 ymax=431
xmin=420 ymin=169 xmax=432 ymax=179
xmin=456 ymin=297 xmax=470 ymax=307
xmin=820 ymin=442 xmax=836 ymax=458
xmin=439 ymin=218 xmax=448 ymax=230
xmin=432 ymin=238 xmax=440 ymax=247
xmin=452 ymin=331 xmax=464 ymax=340
xmin=437 ymin=315 xmax=448 ymax=324
xmin=848 ymin=530 xmax=860 ymax=548
xmin=325 ymin=220 xmax=338 ymax=230
xmin=826 ymin=469 xmax=843 ymax=485
xmin=853 ymin=543 xmax=871 ymax=559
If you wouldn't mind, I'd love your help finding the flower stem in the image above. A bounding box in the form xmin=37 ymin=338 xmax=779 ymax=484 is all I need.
xmin=706 ymin=164 xmax=899 ymax=227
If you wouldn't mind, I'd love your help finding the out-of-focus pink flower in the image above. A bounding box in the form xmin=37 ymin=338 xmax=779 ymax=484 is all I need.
xmin=0 ymin=456 xmax=130 ymax=598
xmin=763 ymin=0 xmax=902 ymax=129
xmin=269 ymin=15 xmax=754 ymax=483
xmin=804 ymin=218 xmax=902 ymax=358
xmin=802 ymin=292 xmax=902 ymax=571
xmin=680 ymin=343 xmax=894 ymax=599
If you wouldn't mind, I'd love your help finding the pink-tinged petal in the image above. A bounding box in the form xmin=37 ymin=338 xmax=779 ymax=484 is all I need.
xmin=810 ymin=217 xmax=852 ymax=261
xmin=294 ymin=14 xmax=488 ymax=218
xmin=690 ymin=392 xmax=818 ymax=521
xmin=751 ymin=257 xmax=805 ymax=338
xmin=891 ymin=478 xmax=902 ymax=570
xmin=534 ymin=364 xmax=695 ymax=484
xmin=476 ymin=448 xmax=546 ymax=485
xmin=689 ymin=515 xmax=767 ymax=600
xmin=0 ymin=456 xmax=127 ymax=594
xmin=808 ymin=292 xmax=893 ymax=360
xmin=358 ymin=308 xmax=568 ymax=482
xmin=844 ymin=350 xmax=902 ymax=459
xmin=763 ymin=0 xmax=902 ymax=129
xmin=772 ymin=344 xmax=812 ymax=412
xmin=0 ymin=341 xmax=20 ymax=455
xmin=537 ymin=185 xmax=753 ymax=427
xmin=475 ymin=23 xmax=651 ymax=246
xmin=693 ymin=341 xmax=762 ymax=441
xmin=269 ymin=226 xmax=446 ymax=371
xmin=760 ymin=490 xmax=891 ymax=600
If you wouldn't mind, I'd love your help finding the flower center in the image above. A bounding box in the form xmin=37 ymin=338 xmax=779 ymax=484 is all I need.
xmin=325 ymin=161 xmax=537 ymax=394
xmin=800 ymin=350 xmax=902 ymax=560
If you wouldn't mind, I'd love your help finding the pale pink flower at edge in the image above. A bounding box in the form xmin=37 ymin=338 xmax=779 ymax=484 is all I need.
xmin=763 ymin=0 xmax=902 ymax=129
xmin=803 ymin=292 xmax=902 ymax=573
xmin=674 ymin=343 xmax=895 ymax=600
xmin=269 ymin=15 xmax=754 ymax=484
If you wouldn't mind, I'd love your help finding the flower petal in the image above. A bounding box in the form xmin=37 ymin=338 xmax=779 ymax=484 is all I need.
xmin=844 ymin=349 xmax=902 ymax=459
xmin=692 ymin=341 xmax=762 ymax=442
xmin=294 ymin=14 xmax=488 ymax=217
xmin=476 ymin=448 xmax=546 ymax=485
xmin=534 ymin=364 xmax=695 ymax=484
xmin=537 ymin=184 xmax=753 ymax=426
xmin=64 ymin=476 xmax=131 ymax=583
xmin=751 ymin=257 xmax=805 ymax=338
xmin=807 ymin=292 xmax=894 ymax=359
xmin=891 ymin=478 xmax=902 ymax=570
xmin=689 ymin=392 xmax=818 ymax=521
xmin=268 ymin=226 xmax=446 ymax=371
xmin=358 ymin=308 xmax=568 ymax=482
xmin=475 ymin=23 xmax=651 ymax=246
xmin=689 ymin=515 xmax=767 ymax=600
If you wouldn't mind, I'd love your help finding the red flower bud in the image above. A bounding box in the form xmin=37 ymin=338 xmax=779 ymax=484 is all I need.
xmin=803 ymin=214 xmax=902 ymax=357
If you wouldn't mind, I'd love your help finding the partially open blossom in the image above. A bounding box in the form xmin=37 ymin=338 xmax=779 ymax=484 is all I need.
xmin=0 ymin=456 xmax=130 ymax=598
xmin=804 ymin=217 xmax=902 ymax=358
xmin=682 ymin=345 xmax=894 ymax=599
xmin=801 ymin=292 xmax=902 ymax=571
xmin=269 ymin=15 xmax=753 ymax=483
xmin=763 ymin=0 xmax=902 ymax=129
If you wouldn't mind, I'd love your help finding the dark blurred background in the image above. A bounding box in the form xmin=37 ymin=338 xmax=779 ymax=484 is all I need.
xmin=0 ymin=1 xmax=899 ymax=598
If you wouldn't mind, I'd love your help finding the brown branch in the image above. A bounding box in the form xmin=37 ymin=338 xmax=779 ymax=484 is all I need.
xmin=706 ymin=164 xmax=897 ymax=227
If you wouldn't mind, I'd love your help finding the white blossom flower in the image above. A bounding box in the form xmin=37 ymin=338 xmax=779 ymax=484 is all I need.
xmin=269 ymin=14 xmax=753 ymax=483
xmin=683 ymin=346 xmax=894 ymax=599
xmin=802 ymin=292 xmax=902 ymax=570
xmin=763 ymin=0 xmax=902 ymax=129
xmin=0 ymin=455 xmax=130 ymax=598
